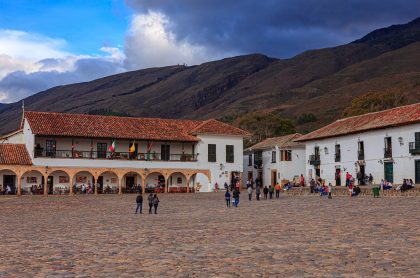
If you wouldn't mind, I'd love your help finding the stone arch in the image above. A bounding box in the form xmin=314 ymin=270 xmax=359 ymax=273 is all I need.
xmin=167 ymin=172 xmax=188 ymax=193
xmin=190 ymin=171 xmax=211 ymax=193
xmin=0 ymin=168 xmax=18 ymax=195
xmin=72 ymin=170 xmax=95 ymax=194
xmin=45 ymin=170 xmax=71 ymax=195
xmin=121 ymin=171 xmax=144 ymax=194
xmin=145 ymin=171 xmax=166 ymax=193
xmin=97 ymin=170 xmax=119 ymax=194
xmin=20 ymin=169 xmax=45 ymax=195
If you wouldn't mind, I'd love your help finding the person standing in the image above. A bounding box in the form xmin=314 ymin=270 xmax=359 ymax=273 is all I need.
xmin=232 ymin=188 xmax=240 ymax=207
xmin=300 ymin=174 xmax=305 ymax=187
xmin=275 ymin=183 xmax=281 ymax=198
xmin=153 ymin=194 xmax=160 ymax=214
xmin=345 ymin=172 xmax=351 ymax=187
xmin=263 ymin=186 xmax=268 ymax=199
xmin=255 ymin=185 xmax=261 ymax=201
xmin=328 ymin=182 xmax=332 ymax=199
xmin=148 ymin=193 xmax=154 ymax=214
xmin=135 ymin=193 xmax=143 ymax=214
xmin=225 ymin=190 xmax=231 ymax=207
xmin=247 ymin=186 xmax=253 ymax=201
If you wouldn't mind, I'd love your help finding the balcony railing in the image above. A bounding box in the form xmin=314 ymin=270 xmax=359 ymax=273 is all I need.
xmin=34 ymin=149 xmax=198 ymax=161
xmin=384 ymin=147 xmax=392 ymax=158
xmin=357 ymin=150 xmax=364 ymax=160
xmin=335 ymin=153 xmax=341 ymax=162
xmin=409 ymin=141 xmax=420 ymax=155
xmin=309 ymin=154 xmax=320 ymax=166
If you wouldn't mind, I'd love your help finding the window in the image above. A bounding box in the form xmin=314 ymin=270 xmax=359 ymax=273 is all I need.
xmin=254 ymin=151 xmax=262 ymax=168
xmin=384 ymin=137 xmax=392 ymax=158
xmin=280 ymin=150 xmax=292 ymax=161
xmin=335 ymin=144 xmax=341 ymax=162
xmin=46 ymin=140 xmax=56 ymax=157
xmin=97 ymin=143 xmax=107 ymax=159
xmin=208 ymin=144 xmax=216 ymax=162
xmin=271 ymin=151 xmax=276 ymax=163
xmin=161 ymin=144 xmax=170 ymax=161
xmin=177 ymin=177 xmax=182 ymax=184
xmin=226 ymin=145 xmax=234 ymax=163
xmin=248 ymin=154 xmax=252 ymax=166
xmin=358 ymin=141 xmax=364 ymax=160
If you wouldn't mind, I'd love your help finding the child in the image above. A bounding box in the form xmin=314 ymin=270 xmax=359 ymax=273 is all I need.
xmin=225 ymin=190 xmax=231 ymax=207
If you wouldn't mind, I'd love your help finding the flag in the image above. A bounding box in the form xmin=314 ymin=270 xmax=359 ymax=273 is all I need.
xmin=129 ymin=142 xmax=136 ymax=153
xmin=148 ymin=142 xmax=153 ymax=152
xmin=109 ymin=140 xmax=115 ymax=153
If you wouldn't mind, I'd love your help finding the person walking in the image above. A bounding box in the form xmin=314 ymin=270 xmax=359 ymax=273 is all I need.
xmin=328 ymin=182 xmax=332 ymax=199
xmin=148 ymin=193 xmax=154 ymax=214
xmin=255 ymin=185 xmax=261 ymax=201
xmin=263 ymin=186 xmax=268 ymax=199
xmin=268 ymin=185 xmax=274 ymax=199
xmin=232 ymin=188 xmax=240 ymax=207
xmin=247 ymin=186 xmax=253 ymax=201
xmin=153 ymin=194 xmax=160 ymax=214
xmin=225 ymin=190 xmax=231 ymax=207
xmin=275 ymin=183 xmax=281 ymax=198
xmin=135 ymin=193 xmax=143 ymax=214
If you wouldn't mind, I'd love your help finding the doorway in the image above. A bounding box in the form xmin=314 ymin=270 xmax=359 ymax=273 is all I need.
xmin=415 ymin=160 xmax=420 ymax=184
xmin=335 ymin=167 xmax=341 ymax=186
xmin=271 ymin=170 xmax=277 ymax=186
xmin=384 ymin=162 xmax=394 ymax=183
xmin=97 ymin=176 xmax=104 ymax=193
xmin=3 ymin=175 xmax=16 ymax=194
xmin=359 ymin=165 xmax=366 ymax=185
xmin=315 ymin=166 xmax=320 ymax=179
xmin=47 ymin=176 xmax=54 ymax=194
xmin=125 ymin=175 xmax=136 ymax=193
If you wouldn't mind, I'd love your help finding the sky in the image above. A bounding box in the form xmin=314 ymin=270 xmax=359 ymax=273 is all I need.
xmin=0 ymin=0 xmax=419 ymax=103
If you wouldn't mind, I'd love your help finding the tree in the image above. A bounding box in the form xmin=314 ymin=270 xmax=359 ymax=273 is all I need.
xmin=234 ymin=112 xmax=295 ymax=146
xmin=342 ymin=89 xmax=408 ymax=117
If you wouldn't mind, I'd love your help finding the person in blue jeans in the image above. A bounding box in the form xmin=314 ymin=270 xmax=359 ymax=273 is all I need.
xmin=225 ymin=190 xmax=231 ymax=207
xmin=135 ymin=193 xmax=143 ymax=214
xmin=232 ymin=188 xmax=240 ymax=207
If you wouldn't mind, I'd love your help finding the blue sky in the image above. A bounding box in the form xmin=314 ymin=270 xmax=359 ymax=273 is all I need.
xmin=0 ymin=0 xmax=131 ymax=55
xmin=0 ymin=0 xmax=419 ymax=103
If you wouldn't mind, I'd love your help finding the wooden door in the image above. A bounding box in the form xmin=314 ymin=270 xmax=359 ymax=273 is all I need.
xmin=384 ymin=162 xmax=393 ymax=183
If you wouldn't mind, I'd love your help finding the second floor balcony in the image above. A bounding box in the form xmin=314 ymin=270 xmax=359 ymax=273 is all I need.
xmin=34 ymin=149 xmax=198 ymax=162
xmin=409 ymin=141 xmax=420 ymax=155
xmin=309 ymin=154 xmax=320 ymax=166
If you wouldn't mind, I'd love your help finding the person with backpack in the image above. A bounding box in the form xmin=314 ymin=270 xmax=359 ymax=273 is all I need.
xmin=225 ymin=190 xmax=231 ymax=207
xmin=153 ymin=194 xmax=160 ymax=214
xmin=268 ymin=185 xmax=274 ymax=199
xmin=135 ymin=193 xmax=143 ymax=214
xmin=148 ymin=193 xmax=154 ymax=214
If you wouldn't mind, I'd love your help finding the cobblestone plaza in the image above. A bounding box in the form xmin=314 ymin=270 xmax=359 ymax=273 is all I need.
xmin=0 ymin=194 xmax=419 ymax=277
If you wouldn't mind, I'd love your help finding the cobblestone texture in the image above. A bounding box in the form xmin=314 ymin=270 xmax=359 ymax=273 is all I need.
xmin=0 ymin=194 xmax=419 ymax=277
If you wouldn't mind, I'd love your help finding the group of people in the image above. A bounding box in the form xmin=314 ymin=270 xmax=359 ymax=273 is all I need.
xmin=224 ymin=181 xmax=284 ymax=207
xmin=135 ymin=193 xmax=160 ymax=214
xmin=0 ymin=184 xmax=13 ymax=195
xmin=380 ymin=178 xmax=415 ymax=192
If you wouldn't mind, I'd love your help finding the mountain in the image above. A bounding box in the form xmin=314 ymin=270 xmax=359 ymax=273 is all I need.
xmin=0 ymin=17 xmax=420 ymax=135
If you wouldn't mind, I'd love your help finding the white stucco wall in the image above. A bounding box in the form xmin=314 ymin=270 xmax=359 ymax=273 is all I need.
xmin=23 ymin=119 xmax=35 ymax=158
xmin=304 ymin=124 xmax=420 ymax=185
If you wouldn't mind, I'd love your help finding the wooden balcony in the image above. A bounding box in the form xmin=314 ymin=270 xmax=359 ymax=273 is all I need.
xmin=409 ymin=142 xmax=420 ymax=155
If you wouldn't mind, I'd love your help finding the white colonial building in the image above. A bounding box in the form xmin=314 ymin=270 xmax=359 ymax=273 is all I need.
xmin=296 ymin=103 xmax=420 ymax=186
xmin=0 ymin=111 xmax=250 ymax=195
xmin=243 ymin=133 xmax=306 ymax=187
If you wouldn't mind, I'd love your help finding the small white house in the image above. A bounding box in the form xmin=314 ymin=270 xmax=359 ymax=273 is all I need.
xmin=296 ymin=103 xmax=420 ymax=185
xmin=243 ymin=133 xmax=306 ymax=187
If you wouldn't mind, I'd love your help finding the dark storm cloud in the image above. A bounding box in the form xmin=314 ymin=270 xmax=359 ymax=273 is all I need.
xmin=126 ymin=0 xmax=420 ymax=57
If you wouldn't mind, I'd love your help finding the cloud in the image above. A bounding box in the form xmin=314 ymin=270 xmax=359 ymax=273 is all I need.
xmin=123 ymin=11 xmax=224 ymax=70
xmin=125 ymin=0 xmax=420 ymax=58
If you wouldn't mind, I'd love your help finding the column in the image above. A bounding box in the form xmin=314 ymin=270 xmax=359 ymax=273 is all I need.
xmin=186 ymin=176 xmax=191 ymax=193
xmin=69 ymin=176 xmax=73 ymax=195
xmin=118 ymin=176 xmax=122 ymax=195
xmin=141 ymin=176 xmax=145 ymax=194
xmin=94 ymin=176 xmax=98 ymax=195
xmin=164 ymin=177 xmax=168 ymax=193
xmin=17 ymin=174 xmax=22 ymax=196
xmin=43 ymin=174 xmax=48 ymax=196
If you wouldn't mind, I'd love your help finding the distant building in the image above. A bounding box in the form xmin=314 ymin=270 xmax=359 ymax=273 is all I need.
xmin=243 ymin=133 xmax=306 ymax=187
xmin=0 ymin=111 xmax=250 ymax=195
xmin=296 ymin=103 xmax=420 ymax=185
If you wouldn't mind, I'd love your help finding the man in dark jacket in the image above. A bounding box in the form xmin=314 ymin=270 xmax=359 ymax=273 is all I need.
xmin=232 ymin=188 xmax=240 ymax=207
xmin=135 ymin=193 xmax=143 ymax=214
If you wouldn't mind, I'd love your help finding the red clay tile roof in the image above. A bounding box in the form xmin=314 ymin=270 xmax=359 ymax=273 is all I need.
xmin=297 ymin=103 xmax=420 ymax=142
xmin=189 ymin=119 xmax=251 ymax=137
xmin=245 ymin=133 xmax=304 ymax=152
xmin=0 ymin=144 xmax=32 ymax=165
xmin=24 ymin=111 xmax=249 ymax=141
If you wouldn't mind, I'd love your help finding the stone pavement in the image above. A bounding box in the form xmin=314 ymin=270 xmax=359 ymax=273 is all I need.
xmin=0 ymin=193 xmax=419 ymax=277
